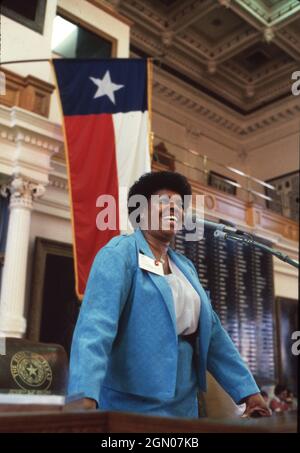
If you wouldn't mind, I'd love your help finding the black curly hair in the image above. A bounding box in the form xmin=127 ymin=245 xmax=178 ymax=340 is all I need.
xmin=128 ymin=171 xmax=192 ymax=218
xmin=274 ymin=384 xmax=287 ymax=397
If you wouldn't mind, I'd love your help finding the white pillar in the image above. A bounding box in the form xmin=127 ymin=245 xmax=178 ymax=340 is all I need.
xmin=0 ymin=177 xmax=45 ymax=338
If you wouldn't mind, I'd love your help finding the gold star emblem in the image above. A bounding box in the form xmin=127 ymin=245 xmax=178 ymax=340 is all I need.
xmin=26 ymin=364 xmax=38 ymax=377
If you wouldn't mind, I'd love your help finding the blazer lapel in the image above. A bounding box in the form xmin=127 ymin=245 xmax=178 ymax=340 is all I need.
xmin=168 ymin=247 xmax=212 ymax=347
xmin=134 ymin=229 xmax=177 ymax=333
xmin=168 ymin=247 xmax=207 ymax=302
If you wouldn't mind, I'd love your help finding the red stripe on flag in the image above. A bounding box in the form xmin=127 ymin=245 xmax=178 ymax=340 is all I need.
xmin=64 ymin=114 xmax=120 ymax=297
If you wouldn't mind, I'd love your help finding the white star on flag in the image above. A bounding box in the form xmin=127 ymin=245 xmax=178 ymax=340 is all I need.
xmin=89 ymin=70 xmax=124 ymax=104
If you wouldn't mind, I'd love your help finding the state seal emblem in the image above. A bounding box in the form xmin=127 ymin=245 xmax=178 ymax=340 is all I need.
xmin=10 ymin=351 xmax=52 ymax=391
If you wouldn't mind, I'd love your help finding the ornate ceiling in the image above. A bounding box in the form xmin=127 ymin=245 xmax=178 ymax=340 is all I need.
xmin=106 ymin=0 xmax=300 ymax=114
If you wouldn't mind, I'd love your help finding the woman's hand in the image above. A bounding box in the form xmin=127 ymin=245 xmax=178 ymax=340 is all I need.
xmin=242 ymin=393 xmax=271 ymax=417
xmin=82 ymin=397 xmax=97 ymax=410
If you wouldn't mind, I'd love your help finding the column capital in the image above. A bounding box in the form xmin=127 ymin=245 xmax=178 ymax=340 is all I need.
xmin=1 ymin=176 xmax=45 ymax=210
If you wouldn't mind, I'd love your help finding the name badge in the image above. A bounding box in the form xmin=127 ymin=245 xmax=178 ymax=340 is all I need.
xmin=138 ymin=253 xmax=164 ymax=276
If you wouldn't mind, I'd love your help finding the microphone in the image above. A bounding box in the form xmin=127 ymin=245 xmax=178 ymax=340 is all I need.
xmin=213 ymin=230 xmax=232 ymax=240
xmin=190 ymin=217 xmax=246 ymax=235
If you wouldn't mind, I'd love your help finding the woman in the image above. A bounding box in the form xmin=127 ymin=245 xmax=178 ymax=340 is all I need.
xmin=68 ymin=171 xmax=270 ymax=418
xmin=269 ymin=384 xmax=289 ymax=413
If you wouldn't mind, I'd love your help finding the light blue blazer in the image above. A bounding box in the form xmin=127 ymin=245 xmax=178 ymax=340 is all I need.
xmin=68 ymin=228 xmax=259 ymax=406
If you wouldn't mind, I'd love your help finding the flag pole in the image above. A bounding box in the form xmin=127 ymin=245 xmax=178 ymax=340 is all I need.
xmin=0 ymin=57 xmax=163 ymax=66
xmin=0 ymin=59 xmax=51 ymax=65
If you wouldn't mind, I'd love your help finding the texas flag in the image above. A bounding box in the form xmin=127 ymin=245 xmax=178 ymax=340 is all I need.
xmin=52 ymin=59 xmax=152 ymax=298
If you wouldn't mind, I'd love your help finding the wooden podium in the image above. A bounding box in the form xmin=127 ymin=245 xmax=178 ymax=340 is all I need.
xmin=0 ymin=408 xmax=296 ymax=433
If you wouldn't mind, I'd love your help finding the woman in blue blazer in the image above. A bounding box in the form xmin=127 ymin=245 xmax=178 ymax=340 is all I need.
xmin=68 ymin=171 xmax=270 ymax=418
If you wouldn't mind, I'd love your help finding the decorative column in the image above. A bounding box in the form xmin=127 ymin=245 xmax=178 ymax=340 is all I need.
xmin=0 ymin=176 xmax=45 ymax=338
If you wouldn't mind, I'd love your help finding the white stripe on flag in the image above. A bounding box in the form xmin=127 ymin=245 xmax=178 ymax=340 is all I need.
xmin=112 ymin=111 xmax=151 ymax=233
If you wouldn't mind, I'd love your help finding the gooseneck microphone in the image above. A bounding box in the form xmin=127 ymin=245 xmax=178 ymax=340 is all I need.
xmin=191 ymin=217 xmax=247 ymax=235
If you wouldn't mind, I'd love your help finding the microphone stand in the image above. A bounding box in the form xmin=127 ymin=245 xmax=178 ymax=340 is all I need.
xmin=214 ymin=230 xmax=299 ymax=269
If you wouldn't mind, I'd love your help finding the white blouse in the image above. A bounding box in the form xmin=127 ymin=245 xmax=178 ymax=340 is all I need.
xmin=165 ymin=259 xmax=201 ymax=335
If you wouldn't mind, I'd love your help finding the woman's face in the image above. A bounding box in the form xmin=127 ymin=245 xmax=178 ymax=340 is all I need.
xmin=279 ymin=389 xmax=288 ymax=401
xmin=143 ymin=189 xmax=184 ymax=240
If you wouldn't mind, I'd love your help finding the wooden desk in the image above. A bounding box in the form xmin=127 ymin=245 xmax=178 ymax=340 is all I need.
xmin=0 ymin=409 xmax=297 ymax=433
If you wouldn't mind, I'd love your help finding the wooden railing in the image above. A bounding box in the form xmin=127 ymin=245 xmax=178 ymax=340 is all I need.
xmin=152 ymin=162 xmax=299 ymax=243
xmin=0 ymin=68 xmax=54 ymax=118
